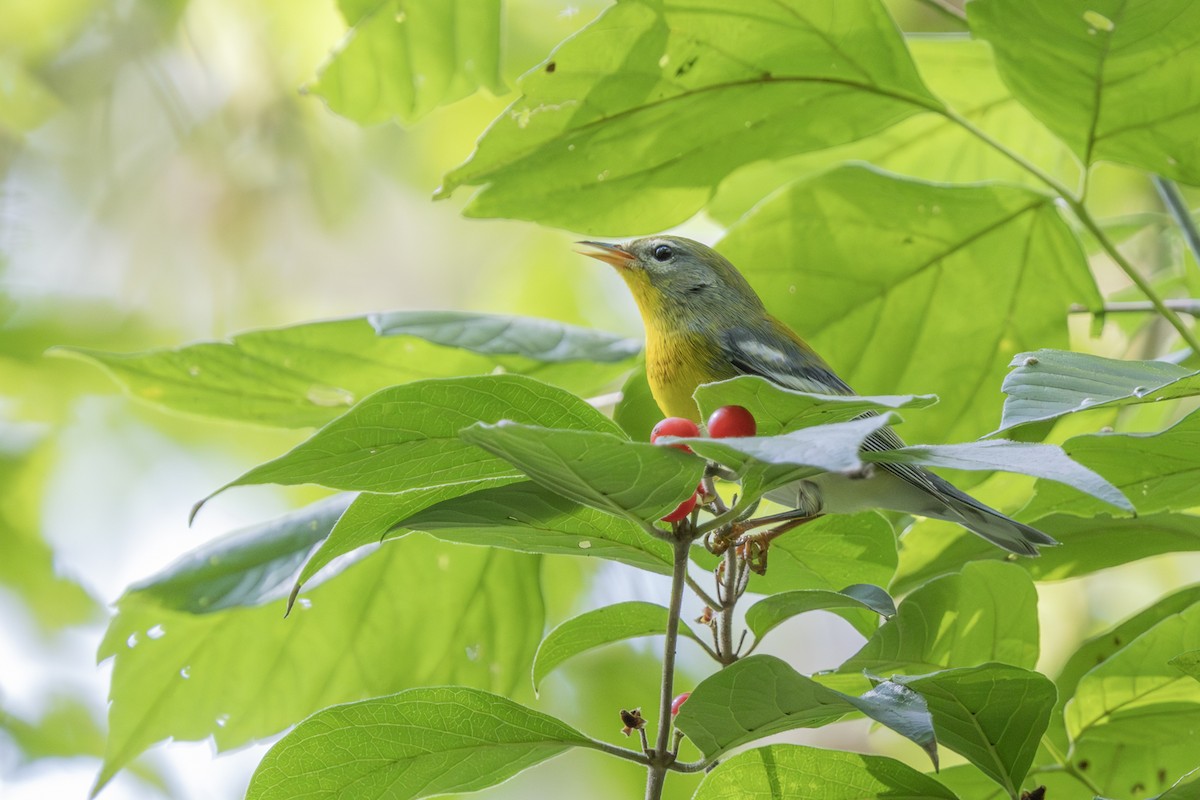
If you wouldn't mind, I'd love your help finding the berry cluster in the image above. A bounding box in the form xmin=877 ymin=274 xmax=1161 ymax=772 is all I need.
xmin=650 ymin=405 xmax=757 ymax=522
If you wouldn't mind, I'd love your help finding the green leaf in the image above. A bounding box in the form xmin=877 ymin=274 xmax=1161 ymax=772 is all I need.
xmin=706 ymin=38 xmax=1080 ymax=226
xmin=1064 ymin=601 xmax=1200 ymax=797
xmin=898 ymin=665 xmax=1056 ymax=796
xmin=1067 ymin=601 xmax=1200 ymax=743
xmin=694 ymin=375 xmax=936 ymax=437
xmin=291 ymin=484 xmax=486 ymax=600
xmin=997 ymin=349 xmax=1200 ymax=434
xmin=311 ymin=0 xmax=505 ymax=126
xmin=692 ymin=745 xmax=958 ymax=800
xmin=844 ymin=561 xmax=1039 ymax=675
xmin=1022 ymin=408 xmax=1200 ymax=519
xmin=895 ymin=513 xmax=1200 ymax=592
xmin=674 ymin=655 xmax=937 ymax=765
xmin=53 ymin=316 xmax=637 ymax=428
xmin=439 ymin=0 xmax=941 ymax=233
xmin=201 ymin=374 xmax=620 ymax=509
xmin=136 ymin=495 xmax=351 ymax=614
xmin=396 ymin=482 xmax=675 ymax=572
xmin=1170 ymin=651 xmax=1200 ymax=684
xmin=531 ymin=601 xmax=701 ymax=692
xmin=95 ymin=537 xmax=542 ymax=793
xmin=695 ymin=512 xmax=897 ymax=597
xmin=866 ymin=439 xmax=1132 ymax=513
xmin=460 ymin=423 xmax=705 ymax=525
xmin=613 ymin=366 xmax=662 ymax=443
xmin=0 ymin=59 xmax=60 ymax=135
xmin=246 ymin=687 xmax=586 ymax=800
xmin=1160 ymin=768 xmax=1200 ymax=799
xmin=717 ymin=166 xmax=1099 ymax=447
xmin=368 ymin=310 xmax=642 ymax=363
xmin=744 ymin=584 xmax=895 ymax=641
xmin=970 ymin=0 xmax=1200 ymax=182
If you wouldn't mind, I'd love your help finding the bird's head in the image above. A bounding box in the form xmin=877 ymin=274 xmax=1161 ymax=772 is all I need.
xmin=577 ymin=235 xmax=765 ymax=327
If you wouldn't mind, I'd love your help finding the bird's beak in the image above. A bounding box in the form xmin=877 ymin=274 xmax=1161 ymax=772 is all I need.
xmin=576 ymin=241 xmax=635 ymax=269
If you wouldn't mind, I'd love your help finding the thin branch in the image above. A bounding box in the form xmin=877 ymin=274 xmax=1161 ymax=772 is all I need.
xmin=1154 ymin=176 xmax=1200 ymax=271
xmin=669 ymin=757 xmax=716 ymax=774
xmin=718 ymin=547 xmax=738 ymax=664
xmin=685 ymin=574 xmax=723 ymax=611
xmin=939 ymin=107 xmax=1200 ymax=355
xmin=581 ymin=736 xmax=652 ymax=766
xmin=645 ymin=538 xmax=691 ymax=799
xmin=1069 ymin=299 xmax=1200 ymax=316
xmin=1041 ymin=737 xmax=1104 ymax=797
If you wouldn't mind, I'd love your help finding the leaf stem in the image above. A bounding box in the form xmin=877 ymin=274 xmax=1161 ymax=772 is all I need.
xmin=685 ymin=574 xmax=723 ymax=611
xmin=582 ymin=737 xmax=652 ymax=766
xmin=1069 ymin=299 xmax=1200 ymax=316
xmin=1154 ymin=176 xmax=1200 ymax=271
xmin=1040 ymin=737 xmax=1104 ymax=797
xmin=940 ymin=107 xmax=1200 ymax=354
xmin=645 ymin=537 xmax=691 ymax=800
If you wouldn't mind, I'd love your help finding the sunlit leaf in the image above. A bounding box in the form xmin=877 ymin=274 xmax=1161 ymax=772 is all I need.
xmin=970 ymin=0 xmax=1200 ymax=182
xmin=675 ymin=655 xmax=937 ymax=765
xmin=246 ymin=687 xmax=587 ymax=800
xmin=708 ymin=38 xmax=1080 ymax=226
xmin=460 ymin=422 xmax=705 ymax=525
xmin=744 ymin=584 xmax=894 ymax=640
xmin=54 ymin=316 xmax=636 ymax=428
xmin=531 ymin=601 xmax=701 ymax=692
xmin=895 ymin=513 xmax=1200 ymax=593
xmin=867 ymin=439 xmax=1131 ymax=512
xmin=844 ymin=561 xmax=1039 ymax=674
xmin=694 ymin=375 xmax=935 ymax=437
xmin=997 ymin=349 xmax=1200 ymax=434
xmin=717 ymin=166 xmax=1100 ymax=446
xmin=95 ymin=537 xmax=543 ymax=793
xmin=440 ymin=0 xmax=942 ymax=232
xmin=311 ymin=0 xmax=505 ymax=125
xmin=898 ymin=665 xmax=1055 ymax=796
xmin=692 ymin=745 xmax=958 ymax=800
xmin=200 ymin=374 xmax=620 ymax=510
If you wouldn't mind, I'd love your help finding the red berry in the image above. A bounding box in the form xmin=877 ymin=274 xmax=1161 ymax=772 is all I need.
xmin=651 ymin=417 xmax=700 ymax=453
xmin=707 ymin=405 xmax=757 ymax=438
xmin=661 ymin=493 xmax=697 ymax=523
xmin=671 ymin=692 xmax=690 ymax=716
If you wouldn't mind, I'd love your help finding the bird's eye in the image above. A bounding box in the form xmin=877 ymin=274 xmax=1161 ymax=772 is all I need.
xmin=652 ymin=244 xmax=674 ymax=262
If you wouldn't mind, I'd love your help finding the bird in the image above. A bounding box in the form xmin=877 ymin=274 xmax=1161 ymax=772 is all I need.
xmin=578 ymin=235 xmax=1056 ymax=555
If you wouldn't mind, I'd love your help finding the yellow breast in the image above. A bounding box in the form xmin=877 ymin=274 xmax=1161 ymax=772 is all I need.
xmin=645 ymin=329 xmax=730 ymax=421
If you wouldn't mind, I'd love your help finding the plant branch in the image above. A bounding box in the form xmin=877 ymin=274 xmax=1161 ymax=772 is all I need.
xmin=1154 ymin=176 xmax=1200 ymax=270
xmin=940 ymin=107 xmax=1200 ymax=354
xmin=718 ymin=547 xmax=738 ymax=664
xmin=645 ymin=538 xmax=691 ymax=800
xmin=669 ymin=757 xmax=715 ymax=774
xmin=685 ymin=574 xmax=723 ymax=611
xmin=1069 ymin=299 xmax=1200 ymax=315
xmin=583 ymin=736 xmax=652 ymax=766
xmin=1040 ymin=737 xmax=1103 ymax=797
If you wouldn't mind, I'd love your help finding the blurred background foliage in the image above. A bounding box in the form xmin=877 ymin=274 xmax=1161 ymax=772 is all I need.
xmin=1 ymin=0 xmax=1198 ymax=798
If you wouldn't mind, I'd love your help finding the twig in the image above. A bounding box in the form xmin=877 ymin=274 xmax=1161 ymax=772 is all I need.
xmin=718 ymin=547 xmax=738 ymax=664
xmin=644 ymin=538 xmax=691 ymax=799
xmin=1154 ymin=176 xmax=1200 ymax=271
xmin=685 ymin=574 xmax=722 ymax=611
xmin=581 ymin=736 xmax=651 ymax=766
xmin=1069 ymin=299 xmax=1200 ymax=316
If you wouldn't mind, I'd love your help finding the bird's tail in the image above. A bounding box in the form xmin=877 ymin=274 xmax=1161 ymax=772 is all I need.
xmin=921 ymin=472 xmax=1059 ymax=556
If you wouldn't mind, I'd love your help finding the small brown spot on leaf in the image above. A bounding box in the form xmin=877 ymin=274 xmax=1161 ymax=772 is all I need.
xmin=545 ymin=61 xmax=556 ymax=73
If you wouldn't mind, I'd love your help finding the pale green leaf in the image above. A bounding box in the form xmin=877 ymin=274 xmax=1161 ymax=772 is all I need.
xmin=613 ymin=366 xmax=662 ymax=442
xmin=440 ymin=0 xmax=941 ymax=232
xmin=717 ymin=166 xmax=1099 ymax=447
xmin=744 ymin=584 xmax=895 ymax=640
xmin=53 ymin=316 xmax=636 ymax=428
xmin=246 ymin=687 xmax=586 ymax=800
xmin=692 ymin=745 xmax=958 ymax=800
xmin=694 ymin=375 xmax=935 ymax=437
xmin=95 ymin=537 xmax=542 ymax=793
xmin=531 ymin=601 xmax=700 ymax=692
xmin=970 ymin=0 xmax=1200 ymax=182
xmin=997 ymin=349 xmax=1200 ymax=433
xmin=201 ymin=374 xmax=620 ymax=509
xmin=1023 ymin=408 xmax=1200 ymax=519
xmin=368 ymin=310 xmax=641 ymax=363
xmin=867 ymin=439 xmax=1131 ymax=512
xmin=898 ymin=665 xmax=1056 ymax=796
xmin=1170 ymin=651 xmax=1200 ymax=684
xmin=674 ymin=655 xmax=937 ymax=764
xmin=460 ymin=422 xmax=705 ymax=525
xmin=844 ymin=561 xmax=1039 ymax=674
xmin=311 ymin=0 xmax=505 ymax=125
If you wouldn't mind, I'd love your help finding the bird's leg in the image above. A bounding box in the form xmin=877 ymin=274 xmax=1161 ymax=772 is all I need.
xmin=736 ymin=514 xmax=820 ymax=575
